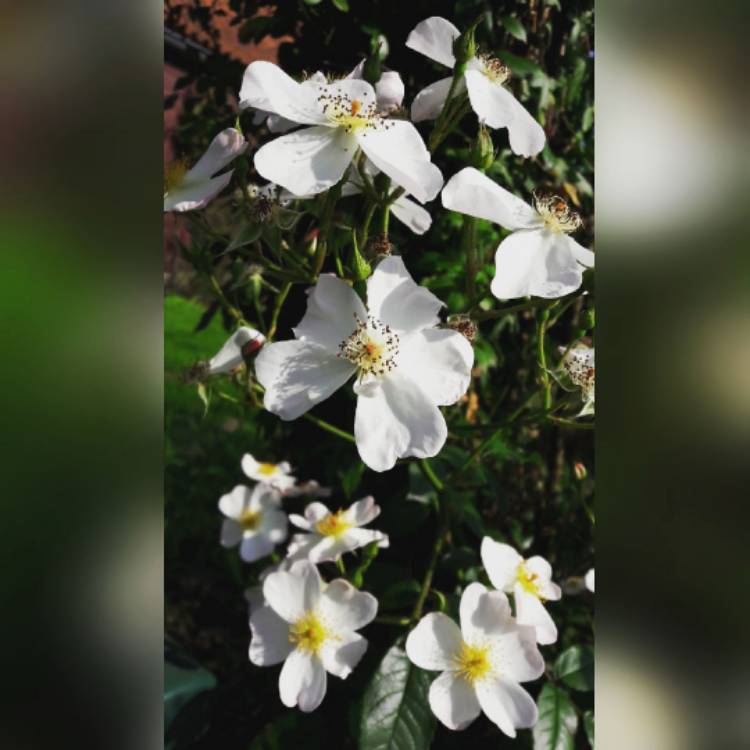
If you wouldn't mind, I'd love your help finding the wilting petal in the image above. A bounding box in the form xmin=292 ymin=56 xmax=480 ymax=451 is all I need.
xmin=354 ymin=370 xmax=447 ymax=472
xmin=480 ymin=538 xmax=523 ymax=592
xmin=397 ymin=328 xmax=473 ymax=406
xmin=186 ymin=128 xmax=247 ymax=181
xmin=491 ymin=229 xmax=584 ymax=300
xmin=411 ymin=76 xmax=456 ymax=122
xmin=320 ymin=631 xmax=368 ymax=679
xmin=429 ymin=671 xmax=482 ymax=731
xmin=240 ymin=61 xmax=327 ymax=126
xmin=255 ymin=126 xmax=357 ymax=197
xmin=319 ymin=579 xmax=378 ymax=632
xmin=391 ymin=194 xmax=433 ymax=234
xmin=441 ymin=167 xmax=539 ymax=230
xmin=255 ymin=340 xmax=355 ymax=420
xmin=405 ymin=612 xmax=462 ymax=671
xmin=464 ymin=70 xmax=546 ymax=157
xmin=208 ymin=327 xmax=265 ymax=374
xmin=357 ymin=120 xmax=443 ymax=204
xmin=406 ymin=16 xmax=460 ymax=68
xmin=164 ymin=172 xmax=233 ymax=212
xmin=292 ymin=274 xmax=368 ymax=353
xmin=263 ymin=560 xmax=322 ymax=623
xmin=249 ymin=605 xmax=293 ymax=666
xmin=514 ymin=585 xmax=558 ymax=645
xmin=475 ymin=677 xmax=538 ymax=737
xmin=366 ymin=256 xmax=443 ymax=334
xmin=279 ymin=650 xmax=327 ymax=712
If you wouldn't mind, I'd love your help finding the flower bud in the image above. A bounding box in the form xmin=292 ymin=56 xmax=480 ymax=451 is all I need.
xmin=452 ymin=16 xmax=481 ymax=65
xmin=350 ymin=232 xmax=372 ymax=282
xmin=573 ymin=461 xmax=587 ymax=480
xmin=362 ymin=52 xmax=382 ymax=87
xmin=470 ymin=124 xmax=495 ymax=171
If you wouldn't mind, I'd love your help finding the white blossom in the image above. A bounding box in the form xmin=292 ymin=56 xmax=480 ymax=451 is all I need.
xmin=239 ymin=61 xmax=442 ymax=202
xmin=207 ymin=327 xmax=266 ymax=375
xmin=406 ymin=17 xmax=545 ymax=157
xmin=442 ymin=167 xmax=594 ymax=299
xmin=254 ymin=256 xmax=474 ymax=472
xmin=164 ymin=128 xmax=247 ymax=212
xmin=241 ymin=453 xmax=297 ymax=492
xmin=406 ymin=583 xmax=544 ymax=736
xmin=585 ymin=568 xmax=595 ymax=593
xmin=480 ymin=538 xmax=562 ymax=645
xmin=218 ymin=484 xmax=288 ymax=563
xmin=287 ymin=497 xmax=388 ymax=563
xmin=249 ymin=560 xmax=377 ymax=712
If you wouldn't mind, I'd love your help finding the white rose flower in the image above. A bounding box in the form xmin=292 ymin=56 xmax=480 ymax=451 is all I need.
xmin=287 ymin=497 xmax=389 ymax=563
xmin=207 ymin=327 xmax=266 ymax=375
xmin=249 ymin=560 xmax=378 ymax=712
xmin=218 ymin=484 xmax=288 ymax=563
xmin=254 ymin=256 xmax=474 ymax=472
xmin=239 ymin=61 xmax=443 ymax=202
xmin=164 ymin=128 xmax=247 ymax=212
xmin=442 ymin=167 xmax=594 ymax=299
xmin=561 ymin=344 xmax=595 ymax=416
xmin=241 ymin=453 xmax=297 ymax=492
xmin=585 ymin=568 xmax=595 ymax=593
xmin=406 ymin=16 xmax=545 ymax=157
xmin=480 ymin=538 xmax=562 ymax=645
xmin=406 ymin=583 xmax=544 ymax=736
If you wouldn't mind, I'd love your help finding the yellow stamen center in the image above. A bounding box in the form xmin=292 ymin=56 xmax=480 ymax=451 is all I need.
xmin=338 ymin=314 xmax=400 ymax=379
xmin=317 ymin=87 xmax=392 ymax=135
xmin=257 ymin=462 xmax=278 ymax=476
xmin=517 ymin=562 xmax=543 ymax=598
xmin=534 ymin=194 xmax=582 ymax=234
xmin=455 ymin=641 xmax=492 ymax=684
xmin=289 ymin=612 xmax=328 ymax=654
xmin=238 ymin=508 xmax=262 ymax=531
xmin=164 ymin=158 xmax=189 ymax=193
xmin=314 ymin=510 xmax=352 ymax=538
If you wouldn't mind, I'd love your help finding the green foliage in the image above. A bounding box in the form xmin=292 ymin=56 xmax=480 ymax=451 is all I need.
xmin=359 ymin=644 xmax=436 ymax=750
xmin=533 ymin=684 xmax=578 ymax=750
xmin=555 ymin=644 xmax=594 ymax=691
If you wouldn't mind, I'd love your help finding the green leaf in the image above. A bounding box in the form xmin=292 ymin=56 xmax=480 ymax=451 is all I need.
xmin=555 ymin=644 xmax=594 ymax=691
xmin=222 ymin=221 xmax=262 ymax=255
xmin=533 ymin=683 xmax=578 ymax=750
xmin=583 ymin=710 xmax=594 ymax=747
xmin=164 ymin=638 xmax=216 ymax=734
xmin=502 ymin=16 xmax=527 ymax=43
xmin=331 ymin=0 xmax=349 ymax=10
xmin=359 ymin=644 xmax=436 ymax=750
xmin=304 ymin=0 xmax=323 ymax=4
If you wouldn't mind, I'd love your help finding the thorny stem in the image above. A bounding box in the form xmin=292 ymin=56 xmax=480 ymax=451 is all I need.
xmin=411 ymin=460 xmax=449 ymax=625
xmin=313 ymin=178 xmax=343 ymax=276
xmin=206 ymin=272 xmax=246 ymax=325
xmin=430 ymin=64 xmax=467 ymax=150
xmin=267 ymin=281 xmax=291 ymax=341
xmin=359 ymin=200 xmax=378 ymax=248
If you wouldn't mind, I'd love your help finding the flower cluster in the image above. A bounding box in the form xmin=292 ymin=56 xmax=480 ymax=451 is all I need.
xmin=174 ymin=11 xmax=594 ymax=742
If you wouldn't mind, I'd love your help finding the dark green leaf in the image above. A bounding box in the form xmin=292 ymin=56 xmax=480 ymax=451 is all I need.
xmin=583 ymin=710 xmax=594 ymax=747
xmin=533 ymin=683 xmax=578 ymax=750
xmin=502 ymin=16 xmax=528 ymax=43
xmin=331 ymin=0 xmax=349 ymax=11
xmin=222 ymin=221 xmax=262 ymax=254
xmin=164 ymin=638 xmax=216 ymax=733
xmin=359 ymin=644 xmax=435 ymax=750
xmin=555 ymin=644 xmax=594 ymax=691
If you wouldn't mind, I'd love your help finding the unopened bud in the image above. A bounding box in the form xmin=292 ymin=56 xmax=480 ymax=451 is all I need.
xmin=453 ymin=17 xmax=481 ymax=65
xmin=362 ymin=53 xmax=382 ymax=87
xmin=364 ymin=232 xmax=392 ymax=259
xmin=584 ymin=308 xmax=595 ymax=330
xmin=470 ymin=124 xmax=495 ymax=171
xmin=573 ymin=461 xmax=587 ymax=480
xmin=350 ymin=232 xmax=372 ymax=282
xmin=447 ymin=314 xmax=477 ymax=343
